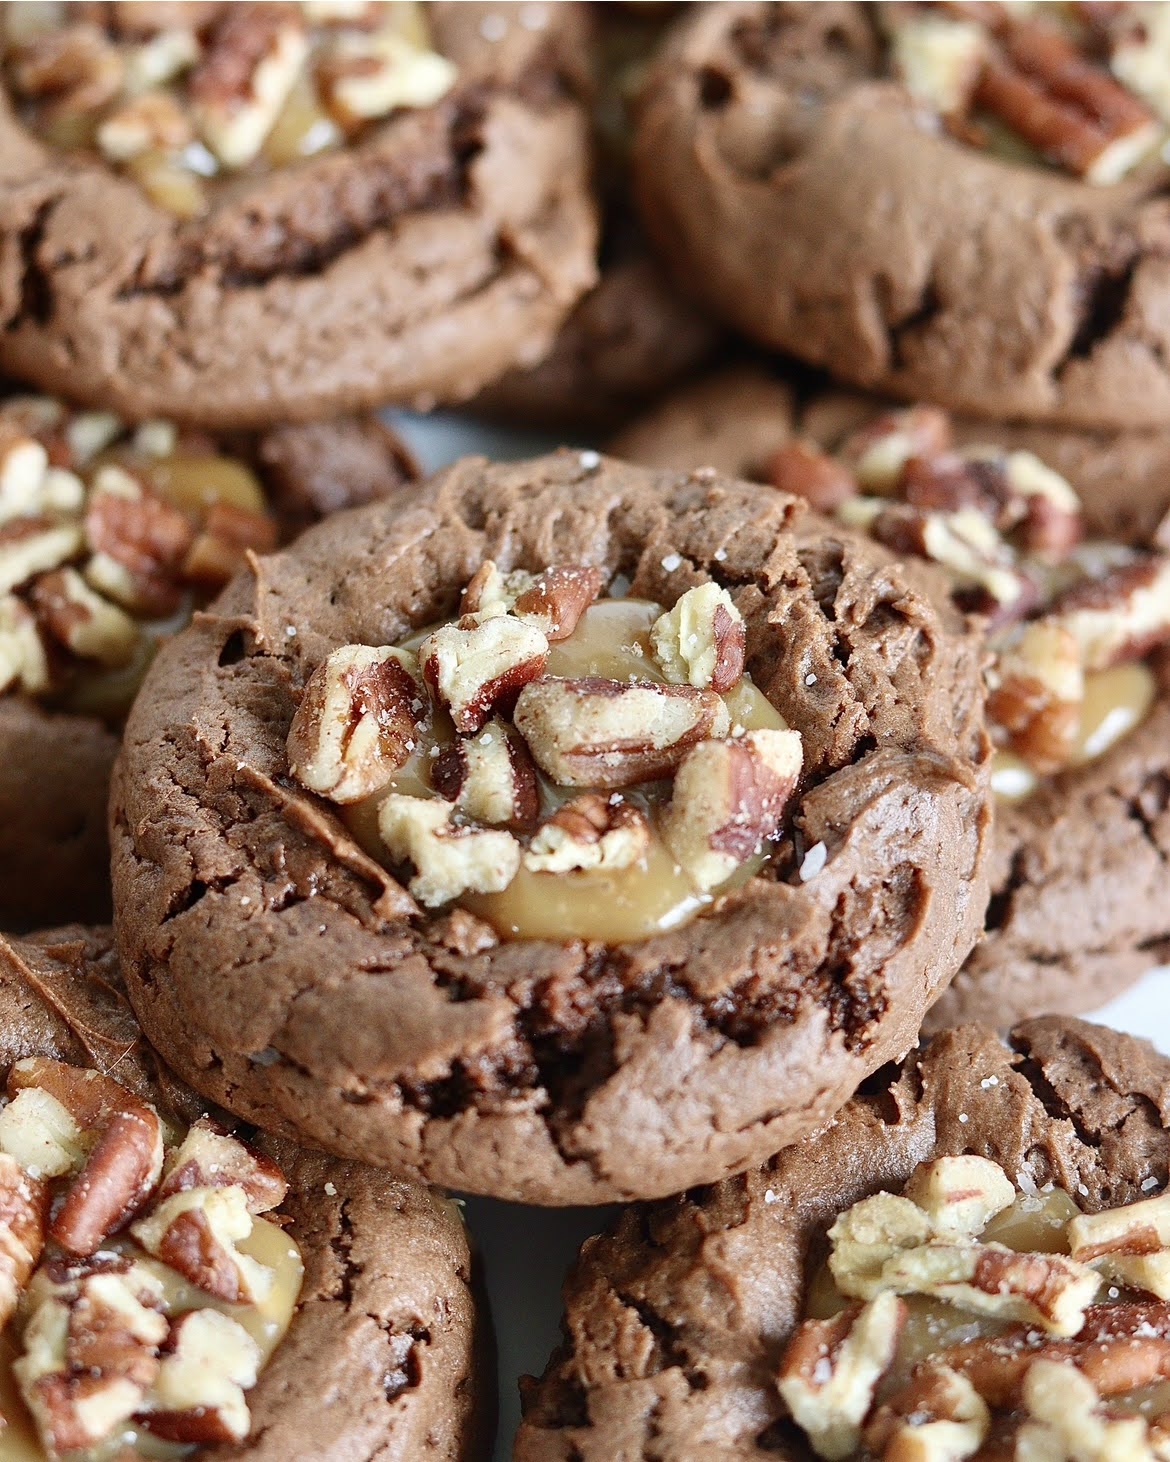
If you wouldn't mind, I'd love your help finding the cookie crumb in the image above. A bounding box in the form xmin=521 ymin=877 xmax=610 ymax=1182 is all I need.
xmin=799 ymin=841 xmax=827 ymax=881
xmin=660 ymin=552 xmax=682 ymax=572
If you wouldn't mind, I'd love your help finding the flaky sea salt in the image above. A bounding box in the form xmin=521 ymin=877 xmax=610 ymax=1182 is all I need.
xmin=578 ymin=449 xmax=601 ymax=470
xmin=1143 ymin=1176 xmax=1160 ymax=1192
xmin=661 ymin=552 xmax=682 ymax=572
xmin=480 ymin=13 xmax=508 ymax=40
xmin=714 ymin=547 xmax=728 ymax=562
xmin=324 ymin=1182 xmax=337 ymax=1196
xmin=799 ymin=842 xmax=827 ymax=881
xmin=804 ymin=673 xmax=817 ymax=686
xmin=958 ymin=1113 xmax=969 ymax=1124
xmin=764 ymin=1189 xmax=779 ymax=1205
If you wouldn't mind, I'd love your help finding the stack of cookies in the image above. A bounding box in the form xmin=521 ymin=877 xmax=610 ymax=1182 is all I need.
xmin=4 ymin=3 xmax=1170 ymax=1459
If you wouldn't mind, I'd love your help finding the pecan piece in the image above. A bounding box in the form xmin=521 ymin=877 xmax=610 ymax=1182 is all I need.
xmin=901 ymin=1155 xmax=1016 ymax=1239
xmin=188 ymin=2 xmax=309 ymax=168
xmin=460 ymin=561 xmax=604 ymax=641
xmin=660 ymin=728 xmax=803 ymax=893
xmin=30 ymin=567 xmax=141 ymax=669
xmin=513 ymin=676 xmax=731 ymax=789
xmin=181 ymin=501 xmax=279 ymax=588
xmin=986 ymin=620 xmax=1084 ymax=773
xmin=1017 ymin=1357 xmax=1151 ymax=1460
xmin=96 ymin=89 xmax=193 ymax=161
xmin=132 ymin=1185 xmax=273 ymax=1303
xmin=157 ymin=1119 xmax=287 ymax=1213
xmin=0 ymin=594 xmax=50 ymax=695
xmin=839 ymin=406 xmax=953 ymax=493
xmin=776 ymin=1293 xmax=906 ymax=1461
xmin=764 ymin=440 xmax=857 ymax=513
xmin=523 ymin=794 xmax=651 ymax=874
xmin=84 ymin=465 xmax=194 ymax=617
xmin=889 ymin=13 xmax=987 ymax=116
xmin=319 ymin=26 xmax=456 ymax=128
xmin=863 ymin=1363 xmax=990 ymax=1462
xmin=140 ymin=1309 xmax=260 ymax=1445
xmin=431 ymin=719 xmax=540 ymax=830
xmin=650 ymin=583 xmax=746 ymax=693
xmin=420 ymin=615 xmax=549 ymax=735
xmin=9 ymin=23 xmax=125 ymax=117
xmin=377 ymin=795 xmax=520 ymax=907
xmin=0 ymin=421 xmax=49 ymax=521
xmin=1047 ymin=554 xmax=1170 ymax=670
xmin=0 ymin=1153 xmax=47 ymax=1329
xmin=287 ymin=644 xmax=426 ymax=803
xmin=0 ymin=515 xmax=85 ymax=596
xmin=1067 ymin=1190 xmax=1170 ymax=1298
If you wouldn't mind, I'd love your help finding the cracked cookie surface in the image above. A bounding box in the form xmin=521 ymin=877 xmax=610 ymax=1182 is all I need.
xmin=0 ymin=924 xmax=487 ymax=1461
xmin=614 ymin=368 xmax=1170 ymax=1031
xmin=111 ymin=450 xmax=990 ymax=1205
xmin=516 ymin=1016 xmax=1170 ymax=1459
xmin=0 ymin=2 xmax=597 ymax=427
xmin=633 ymin=2 xmax=1170 ymax=429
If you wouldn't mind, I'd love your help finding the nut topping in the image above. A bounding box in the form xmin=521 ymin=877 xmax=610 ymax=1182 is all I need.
xmin=863 ymin=1363 xmax=990 ymax=1462
xmin=287 ymin=644 xmax=427 ymax=803
xmin=0 ymin=1153 xmax=46 ymax=1328
xmin=839 ymin=406 xmax=954 ymax=494
xmin=84 ymin=465 xmax=196 ymax=617
xmin=431 ymin=719 xmax=540 ymax=830
xmin=523 ymin=794 xmax=651 ymax=875
xmin=461 ymin=562 xmax=605 ymax=642
xmin=377 ymin=794 xmax=521 ymax=907
xmin=985 ymin=620 xmax=1084 ymax=773
xmin=1067 ymin=1190 xmax=1170 ymax=1298
xmin=0 ymin=516 xmax=86 ymax=597
xmin=513 ymin=676 xmax=731 ymax=789
xmin=0 ymin=594 xmax=50 ymax=694
xmin=901 ymin=1155 xmax=1017 ymax=1238
xmin=143 ymin=1309 xmax=260 ymax=1444
xmin=1047 ymin=554 xmax=1170 ymax=672
xmin=776 ymin=1292 xmax=907 ymax=1461
xmin=1017 ymin=1357 xmax=1151 ymax=1461
xmin=318 ymin=25 xmax=455 ymax=128
xmin=764 ymin=440 xmax=857 ymax=514
xmin=30 ymin=566 xmax=141 ymax=669
xmin=650 ymin=582 xmax=746 ymax=693
xmin=659 ymin=728 xmax=803 ymax=893
xmin=132 ymin=1185 xmax=274 ymax=1303
xmin=420 ymin=614 xmax=549 ymax=735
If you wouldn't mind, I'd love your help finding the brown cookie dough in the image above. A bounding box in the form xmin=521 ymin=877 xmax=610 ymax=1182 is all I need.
xmin=633 ymin=2 xmax=1170 ymax=430
xmin=110 ymin=449 xmax=991 ymax=1206
xmin=0 ymin=393 xmax=417 ymax=932
xmin=614 ymin=368 xmax=1170 ymax=1030
xmin=0 ymin=3 xmax=598 ymax=427
xmin=516 ymin=1016 xmax=1170 ymax=1460
xmin=0 ymin=924 xmax=488 ymax=1461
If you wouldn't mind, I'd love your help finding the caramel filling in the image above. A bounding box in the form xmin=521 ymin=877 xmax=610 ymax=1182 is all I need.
xmin=343 ymin=598 xmax=789 ymax=943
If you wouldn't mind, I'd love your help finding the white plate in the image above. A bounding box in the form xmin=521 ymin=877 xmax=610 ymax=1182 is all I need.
xmin=388 ymin=410 xmax=1170 ymax=1459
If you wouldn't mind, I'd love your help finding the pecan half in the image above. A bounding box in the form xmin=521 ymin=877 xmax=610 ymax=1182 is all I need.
xmin=513 ymin=676 xmax=731 ymax=789
xmin=660 ymin=728 xmax=803 ymax=893
xmin=377 ymin=794 xmax=521 ymax=907
xmin=287 ymin=644 xmax=427 ymax=804
xmin=650 ymin=583 xmax=746 ymax=693
xmin=777 ymin=1293 xmax=907 ymax=1461
xmin=420 ymin=615 xmax=549 ymax=735
xmin=431 ymin=719 xmax=540 ymax=830
xmin=523 ymin=794 xmax=651 ymax=874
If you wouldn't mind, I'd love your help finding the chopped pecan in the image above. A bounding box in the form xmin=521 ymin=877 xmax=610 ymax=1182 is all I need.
xmin=839 ymin=406 xmax=953 ymax=493
xmin=1067 ymin=1190 xmax=1170 ymax=1298
xmin=976 ymin=19 xmax=1159 ymax=184
xmin=431 ymin=719 xmax=540 ymax=830
xmin=1003 ymin=449 xmax=1083 ymax=555
xmin=84 ymin=466 xmax=194 ymax=617
xmin=157 ymin=1119 xmax=287 ymax=1213
xmin=764 ymin=440 xmax=857 ymax=514
xmin=420 ymin=615 xmax=549 ymax=735
xmin=0 ymin=594 xmax=50 ymax=695
xmin=901 ymin=1155 xmax=1017 ymax=1239
xmin=863 ymin=1363 xmax=990 ymax=1462
xmin=862 ymin=503 xmax=1029 ymax=617
xmin=513 ymin=676 xmax=732 ymax=790
xmin=96 ymin=88 xmax=193 ymax=160
xmin=889 ymin=13 xmax=987 ymax=115
xmin=460 ymin=562 xmax=604 ymax=642
xmin=0 ymin=1153 xmax=47 ymax=1329
xmin=650 ymin=582 xmax=746 ymax=693
xmin=1047 ymin=554 xmax=1170 ymax=670
xmin=132 ymin=1185 xmax=273 ymax=1303
xmin=1017 ymin=1356 xmax=1152 ymax=1461
xmin=30 ymin=567 xmax=141 ymax=669
xmin=120 ymin=23 xmax=203 ymax=93
xmin=9 ymin=22 xmax=125 ymax=117
xmin=829 ymin=1192 xmax=937 ymax=1300
xmin=0 ymin=421 xmax=49 ymax=521
xmin=0 ymin=1083 xmax=86 ymax=1179
xmin=66 ymin=1270 xmax=167 ymax=1389
xmin=0 ymin=515 xmax=85 ymax=596
xmin=660 ymin=728 xmax=803 ymax=893
xmin=141 ymin=1309 xmax=260 ymax=1445
xmin=986 ymin=619 xmax=1084 ymax=773
xmin=188 ymin=2 xmax=309 ymax=167
xmin=181 ymin=501 xmax=279 ymax=587
xmin=377 ymin=794 xmax=521 ymax=906
xmin=319 ymin=26 xmax=456 ymax=128
xmin=287 ymin=644 xmax=427 ymax=804
xmin=523 ymin=794 xmax=651 ymax=874
xmin=776 ymin=1293 xmax=907 ymax=1461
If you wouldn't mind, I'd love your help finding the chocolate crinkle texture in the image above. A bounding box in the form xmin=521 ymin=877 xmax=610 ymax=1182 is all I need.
xmin=0 ymin=925 xmax=489 ymax=1462
xmin=613 ymin=367 xmax=1170 ymax=1031
xmin=516 ymin=1016 xmax=1170 ymax=1459
xmin=0 ymin=413 xmax=417 ymax=934
xmin=633 ymin=2 xmax=1170 ymax=429
xmin=0 ymin=2 xmax=598 ymax=427
xmin=111 ymin=449 xmax=991 ymax=1206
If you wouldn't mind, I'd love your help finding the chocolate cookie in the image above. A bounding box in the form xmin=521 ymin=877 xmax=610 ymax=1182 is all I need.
xmin=615 ymin=369 xmax=1170 ymax=1030
xmin=110 ymin=449 xmax=991 ymax=1206
xmin=0 ymin=390 xmax=416 ymax=931
xmin=517 ymin=1016 xmax=1170 ymax=1460
xmin=0 ymin=924 xmax=488 ymax=1460
xmin=0 ymin=3 xmax=597 ymax=427
xmin=633 ymin=2 xmax=1170 ymax=429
